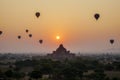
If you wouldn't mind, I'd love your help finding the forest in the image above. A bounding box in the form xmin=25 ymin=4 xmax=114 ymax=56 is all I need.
xmin=0 ymin=56 xmax=120 ymax=80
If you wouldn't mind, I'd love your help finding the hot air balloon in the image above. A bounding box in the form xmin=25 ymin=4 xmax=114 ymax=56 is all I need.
xmin=110 ymin=39 xmax=114 ymax=45
xmin=26 ymin=29 xmax=29 ymax=33
xmin=0 ymin=31 xmax=3 ymax=35
xmin=94 ymin=13 xmax=100 ymax=20
xmin=39 ymin=40 xmax=43 ymax=44
xmin=29 ymin=34 xmax=32 ymax=38
xmin=18 ymin=36 xmax=21 ymax=39
xmin=35 ymin=12 xmax=40 ymax=18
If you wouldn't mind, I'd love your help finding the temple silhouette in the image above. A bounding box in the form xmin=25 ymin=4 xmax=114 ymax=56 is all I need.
xmin=47 ymin=44 xmax=75 ymax=60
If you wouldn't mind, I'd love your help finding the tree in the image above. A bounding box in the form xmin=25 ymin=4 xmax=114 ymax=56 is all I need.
xmin=37 ymin=59 xmax=54 ymax=79
xmin=112 ymin=77 xmax=119 ymax=80
xmin=105 ymin=77 xmax=110 ymax=80
xmin=89 ymin=69 xmax=106 ymax=80
xmin=0 ymin=70 xmax=5 ymax=79
xmin=13 ymin=71 xmax=25 ymax=80
xmin=62 ymin=66 xmax=77 ymax=80
xmin=105 ymin=64 xmax=114 ymax=71
xmin=4 ymin=70 xmax=14 ymax=78
xmin=29 ymin=70 xmax=42 ymax=80
xmin=40 ymin=63 xmax=53 ymax=75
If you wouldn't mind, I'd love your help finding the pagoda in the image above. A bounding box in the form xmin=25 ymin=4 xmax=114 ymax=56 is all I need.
xmin=47 ymin=44 xmax=75 ymax=60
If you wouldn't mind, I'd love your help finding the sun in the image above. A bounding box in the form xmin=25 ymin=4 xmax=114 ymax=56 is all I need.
xmin=56 ymin=36 xmax=60 ymax=40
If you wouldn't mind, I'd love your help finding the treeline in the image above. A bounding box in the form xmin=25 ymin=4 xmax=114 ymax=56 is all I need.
xmin=0 ymin=58 xmax=120 ymax=80
xmin=15 ymin=58 xmax=120 ymax=71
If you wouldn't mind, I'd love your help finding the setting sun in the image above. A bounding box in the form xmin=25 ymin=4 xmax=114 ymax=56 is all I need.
xmin=56 ymin=36 xmax=60 ymax=40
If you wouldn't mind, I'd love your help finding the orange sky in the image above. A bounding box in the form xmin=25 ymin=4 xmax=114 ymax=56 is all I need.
xmin=0 ymin=0 xmax=120 ymax=53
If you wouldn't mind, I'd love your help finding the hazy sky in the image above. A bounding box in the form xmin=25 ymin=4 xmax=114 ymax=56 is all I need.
xmin=0 ymin=0 xmax=120 ymax=53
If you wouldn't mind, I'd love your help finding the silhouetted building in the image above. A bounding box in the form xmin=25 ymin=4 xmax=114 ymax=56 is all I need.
xmin=47 ymin=44 xmax=75 ymax=60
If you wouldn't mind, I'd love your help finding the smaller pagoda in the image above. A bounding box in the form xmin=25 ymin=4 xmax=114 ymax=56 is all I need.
xmin=47 ymin=44 xmax=75 ymax=60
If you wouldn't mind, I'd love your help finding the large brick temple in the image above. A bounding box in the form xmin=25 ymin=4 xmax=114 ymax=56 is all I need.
xmin=47 ymin=44 xmax=75 ymax=60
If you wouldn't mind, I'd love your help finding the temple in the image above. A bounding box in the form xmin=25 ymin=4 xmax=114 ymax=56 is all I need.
xmin=47 ymin=44 xmax=75 ymax=60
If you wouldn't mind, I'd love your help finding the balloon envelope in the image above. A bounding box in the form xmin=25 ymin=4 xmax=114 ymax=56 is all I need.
xmin=18 ymin=36 xmax=21 ymax=39
xmin=0 ymin=31 xmax=2 ymax=35
xmin=29 ymin=34 xmax=32 ymax=38
xmin=110 ymin=39 xmax=114 ymax=44
xmin=39 ymin=40 xmax=43 ymax=44
xmin=36 ymin=12 xmax=40 ymax=18
xmin=94 ymin=13 xmax=100 ymax=20
xmin=26 ymin=29 xmax=29 ymax=33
